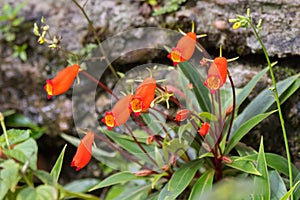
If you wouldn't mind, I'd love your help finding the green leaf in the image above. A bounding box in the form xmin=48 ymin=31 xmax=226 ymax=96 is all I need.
xmin=253 ymin=138 xmax=270 ymax=200
xmin=5 ymin=114 xmax=46 ymax=139
xmin=198 ymin=112 xmax=218 ymax=121
xmin=105 ymin=184 xmax=125 ymax=200
xmin=103 ymin=130 xmax=155 ymax=164
xmin=33 ymin=170 xmax=54 ymax=185
xmin=231 ymin=74 xmax=299 ymax=134
xmin=178 ymin=123 xmax=193 ymax=143
xmin=89 ymin=171 xmax=140 ymax=191
xmin=5 ymin=114 xmax=37 ymax=129
xmin=115 ymin=183 xmax=150 ymax=200
xmin=277 ymin=74 xmax=300 ymax=106
xmin=280 ymin=181 xmax=300 ymax=200
xmin=235 ymin=67 xmax=269 ymax=109
xmin=17 ymin=185 xmax=57 ymax=200
xmin=226 ymin=110 xmax=276 ymax=154
xmin=189 ymin=169 xmax=215 ymax=200
xmin=12 ymin=3 xmax=24 ymax=18
xmin=59 ymin=186 xmax=99 ymax=200
xmin=12 ymin=17 xmax=24 ymax=26
xmin=50 ymin=144 xmax=67 ymax=182
xmin=269 ymin=170 xmax=287 ymax=200
xmin=236 ymin=153 xmax=299 ymax=179
xmin=3 ymin=138 xmax=38 ymax=170
xmin=225 ymin=156 xmax=261 ymax=176
xmin=0 ymin=129 xmax=30 ymax=147
xmin=0 ymin=159 xmax=20 ymax=198
xmin=152 ymin=172 xmax=168 ymax=189
xmin=64 ymin=179 xmax=100 ymax=193
xmin=158 ymin=159 xmax=202 ymax=200
xmin=178 ymin=62 xmax=211 ymax=112
xmin=293 ymin=173 xmax=300 ymax=200
xmin=198 ymin=178 xmax=255 ymax=200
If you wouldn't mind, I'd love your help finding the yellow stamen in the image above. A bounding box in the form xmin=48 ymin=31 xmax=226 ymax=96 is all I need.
xmin=130 ymin=98 xmax=143 ymax=113
xmin=104 ymin=114 xmax=115 ymax=128
xmin=170 ymin=50 xmax=182 ymax=62
xmin=207 ymin=76 xmax=221 ymax=90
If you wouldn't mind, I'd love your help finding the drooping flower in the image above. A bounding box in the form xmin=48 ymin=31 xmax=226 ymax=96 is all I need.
xmin=198 ymin=122 xmax=210 ymax=137
xmin=175 ymin=109 xmax=191 ymax=122
xmin=168 ymin=32 xmax=197 ymax=66
xmin=44 ymin=64 xmax=80 ymax=99
xmin=102 ymin=94 xmax=132 ymax=130
xmin=129 ymin=77 xmax=156 ymax=116
xmin=71 ymin=131 xmax=94 ymax=171
xmin=204 ymin=57 xmax=228 ymax=94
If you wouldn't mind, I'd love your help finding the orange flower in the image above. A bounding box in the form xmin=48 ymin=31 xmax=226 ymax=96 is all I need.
xmin=71 ymin=131 xmax=94 ymax=171
xmin=204 ymin=57 xmax=228 ymax=94
xmin=44 ymin=64 xmax=80 ymax=99
xmin=175 ymin=109 xmax=191 ymax=121
xmin=102 ymin=94 xmax=132 ymax=130
xmin=129 ymin=77 xmax=156 ymax=116
xmin=198 ymin=122 xmax=210 ymax=137
xmin=168 ymin=32 xmax=197 ymax=66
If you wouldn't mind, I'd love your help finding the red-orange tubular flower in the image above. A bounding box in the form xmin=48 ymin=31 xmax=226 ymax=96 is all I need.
xmin=204 ymin=57 xmax=228 ymax=94
xmin=198 ymin=122 xmax=210 ymax=137
xmin=71 ymin=131 xmax=94 ymax=171
xmin=129 ymin=77 xmax=156 ymax=116
xmin=168 ymin=32 xmax=197 ymax=66
xmin=44 ymin=64 xmax=80 ymax=99
xmin=102 ymin=94 xmax=132 ymax=130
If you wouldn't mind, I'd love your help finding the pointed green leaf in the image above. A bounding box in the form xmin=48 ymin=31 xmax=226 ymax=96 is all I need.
xmin=236 ymin=153 xmax=299 ymax=179
xmin=3 ymin=138 xmax=38 ymax=170
xmin=64 ymin=179 xmax=100 ymax=193
xmin=152 ymin=172 xmax=168 ymax=189
xmin=158 ymin=159 xmax=202 ymax=200
xmin=17 ymin=185 xmax=57 ymax=200
xmin=178 ymin=62 xmax=211 ymax=112
xmin=50 ymin=144 xmax=67 ymax=182
xmin=293 ymin=173 xmax=300 ymax=200
xmin=254 ymin=138 xmax=270 ymax=200
xmin=89 ymin=171 xmax=140 ymax=191
xmin=225 ymin=156 xmax=261 ymax=176
xmin=115 ymin=183 xmax=150 ymax=200
xmin=235 ymin=67 xmax=269 ymax=109
xmin=232 ymin=74 xmax=299 ymax=134
xmin=103 ymin=129 xmax=155 ymax=164
xmin=0 ymin=129 xmax=29 ymax=147
xmin=59 ymin=186 xmax=99 ymax=200
xmin=198 ymin=179 xmax=255 ymax=200
xmin=269 ymin=170 xmax=287 ymax=200
xmin=280 ymin=181 xmax=300 ymax=200
xmin=0 ymin=159 xmax=20 ymax=197
xmin=189 ymin=169 xmax=215 ymax=200
xmin=33 ymin=170 xmax=54 ymax=185
xmin=226 ymin=110 xmax=276 ymax=154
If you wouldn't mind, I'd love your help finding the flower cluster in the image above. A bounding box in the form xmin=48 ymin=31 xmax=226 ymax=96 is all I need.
xmin=102 ymin=76 xmax=157 ymax=130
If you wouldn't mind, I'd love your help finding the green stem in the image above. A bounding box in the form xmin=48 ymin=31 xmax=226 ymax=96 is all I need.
xmin=248 ymin=19 xmax=293 ymax=197
xmin=0 ymin=113 xmax=10 ymax=149
xmin=72 ymin=0 xmax=119 ymax=80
